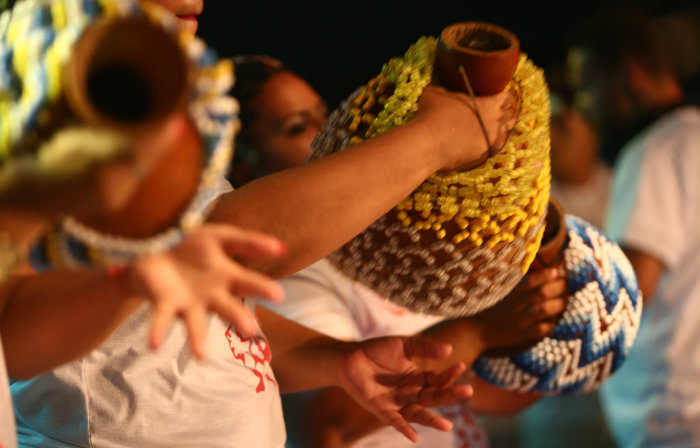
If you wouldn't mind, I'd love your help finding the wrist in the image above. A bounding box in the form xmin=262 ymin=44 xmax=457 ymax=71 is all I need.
xmin=411 ymin=110 xmax=486 ymax=173
xmin=460 ymin=317 xmax=489 ymax=355
xmin=400 ymin=117 xmax=448 ymax=175
xmin=331 ymin=340 xmax=362 ymax=389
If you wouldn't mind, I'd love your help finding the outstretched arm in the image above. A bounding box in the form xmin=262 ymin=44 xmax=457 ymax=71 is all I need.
xmin=412 ymin=267 xmax=566 ymax=416
xmin=286 ymin=267 xmax=567 ymax=446
xmin=258 ymin=306 xmax=472 ymax=442
xmin=465 ymin=373 xmax=541 ymax=415
xmin=298 ymin=374 xmax=542 ymax=448
xmin=0 ymin=223 xmax=285 ymax=379
xmin=210 ymin=86 xmax=513 ymax=278
xmin=418 ymin=267 xmax=567 ymax=371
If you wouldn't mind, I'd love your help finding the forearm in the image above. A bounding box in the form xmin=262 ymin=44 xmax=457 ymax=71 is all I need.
xmin=416 ymin=317 xmax=485 ymax=371
xmin=0 ymin=269 xmax=142 ymax=379
xmin=622 ymin=246 xmax=663 ymax=306
xmin=415 ymin=317 xmax=539 ymax=414
xmin=258 ymin=306 xmax=350 ymax=393
xmin=209 ymin=120 xmax=441 ymax=278
xmin=467 ymin=373 xmax=541 ymax=414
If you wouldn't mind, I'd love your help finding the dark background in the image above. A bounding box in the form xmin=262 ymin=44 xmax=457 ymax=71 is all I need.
xmin=198 ymin=0 xmax=700 ymax=108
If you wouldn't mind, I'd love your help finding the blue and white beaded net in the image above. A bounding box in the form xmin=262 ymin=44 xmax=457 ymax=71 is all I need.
xmin=0 ymin=0 xmax=238 ymax=268
xmin=471 ymin=215 xmax=642 ymax=395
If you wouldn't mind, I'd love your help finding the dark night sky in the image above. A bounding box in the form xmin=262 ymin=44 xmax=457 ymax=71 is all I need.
xmin=198 ymin=0 xmax=699 ymax=107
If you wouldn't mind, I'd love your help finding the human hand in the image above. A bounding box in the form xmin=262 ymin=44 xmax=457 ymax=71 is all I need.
xmin=469 ymin=267 xmax=567 ymax=354
xmin=119 ymin=223 xmax=286 ymax=359
xmin=337 ymin=336 xmax=473 ymax=442
xmin=413 ymin=84 xmax=518 ymax=171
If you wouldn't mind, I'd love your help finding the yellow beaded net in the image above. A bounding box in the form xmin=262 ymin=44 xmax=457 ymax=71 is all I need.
xmin=311 ymin=36 xmax=551 ymax=316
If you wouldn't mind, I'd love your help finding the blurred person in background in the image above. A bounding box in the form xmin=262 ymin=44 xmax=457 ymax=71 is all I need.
xmin=227 ymin=55 xmax=327 ymax=188
xmin=507 ymin=66 xmax=616 ymax=448
xmin=547 ymin=66 xmax=611 ymax=229
xmin=567 ymin=6 xmax=700 ymax=447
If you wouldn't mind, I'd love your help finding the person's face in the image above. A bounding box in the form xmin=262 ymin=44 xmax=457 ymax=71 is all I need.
xmin=550 ymin=104 xmax=599 ymax=184
xmin=141 ymin=0 xmax=203 ymax=35
xmin=246 ymin=71 xmax=327 ymax=173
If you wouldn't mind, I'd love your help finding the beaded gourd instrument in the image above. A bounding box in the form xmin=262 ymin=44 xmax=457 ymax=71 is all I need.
xmin=310 ymin=36 xmax=551 ymax=316
xmin=0 ymin=0 xmax=237 ymax=267
xmin=472 ymin=215 xmax=642 ymax=395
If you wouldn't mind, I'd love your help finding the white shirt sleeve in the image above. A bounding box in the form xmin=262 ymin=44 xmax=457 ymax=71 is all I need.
xmin=263 ymin=260 xmax=362 ymax=341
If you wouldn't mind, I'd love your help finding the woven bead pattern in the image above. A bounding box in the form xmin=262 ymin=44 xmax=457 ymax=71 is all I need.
xmin=310 ymin=36 xmax=551 ymax=316
xmin=471 ymin=215 xmax=642 ymax=395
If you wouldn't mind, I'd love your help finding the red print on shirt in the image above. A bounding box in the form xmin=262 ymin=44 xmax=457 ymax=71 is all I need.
xmin=225 ymin=324 xmax=276 ymax=393
xmin=439 ymin=402 xmax=490 ymax=448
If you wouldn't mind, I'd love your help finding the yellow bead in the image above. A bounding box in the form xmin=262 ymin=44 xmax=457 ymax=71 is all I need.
xmin=349 ymin=136 xmax=363 ymax=145
xmin=356 ymin=39 xmax=550 ymax=276
xmin=362 ymin=94 xmax=376 ymax=112
xmin=348 ymin=116 xmax=361 ymax=133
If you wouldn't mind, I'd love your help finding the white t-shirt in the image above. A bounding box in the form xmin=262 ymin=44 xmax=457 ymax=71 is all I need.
xmin=11 ymin=301 xmax=286 ymax=448
xmin=11 ymin=178 xmax=286 ymax=448
xmin=600 ymin=106 xmax=700 ymax=448
xmin=1 ymin=338 xmax=18 ymax=448
xmin=267 ymin=259 xmax=489 ymax=448
xmin=271 ymin=259 xmax=444 ymax=341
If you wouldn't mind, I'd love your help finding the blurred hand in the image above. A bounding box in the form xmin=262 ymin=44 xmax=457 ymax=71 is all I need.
xmin=120 ymin=223 xmax=287 ymax=359
xmin=470 ymin=267 xmax=567 ymax=353
xmin=337 ymin=336 xmax=473 ymax=442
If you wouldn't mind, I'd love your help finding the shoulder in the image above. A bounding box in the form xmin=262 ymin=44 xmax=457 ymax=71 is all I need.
xmin=642 ymin=107 xmax=700 ymax=160
xmin=617 ymin=107 xmax=699 ymax=180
